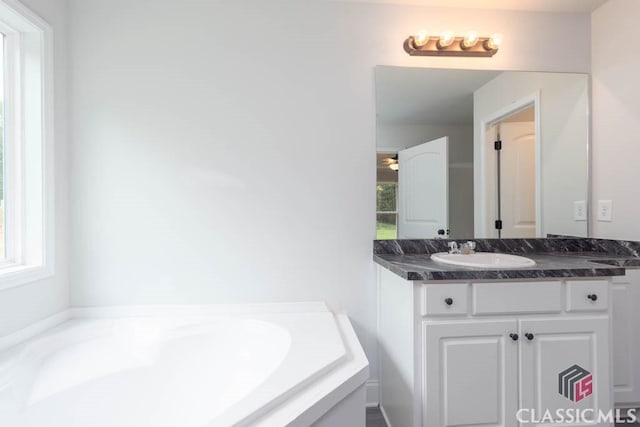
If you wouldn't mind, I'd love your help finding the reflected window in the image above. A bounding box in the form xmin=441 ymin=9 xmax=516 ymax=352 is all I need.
xmin=376 ymin=152 xmax=399 ymax=240
xmin=376 ymin=183 xmax=397 ymax=239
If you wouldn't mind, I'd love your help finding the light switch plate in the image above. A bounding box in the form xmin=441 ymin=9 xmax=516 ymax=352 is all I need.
xmin=597 ymin=200 xmax=613 ymax=222
xmin=574 ymin=201 xmax=586 ymax=221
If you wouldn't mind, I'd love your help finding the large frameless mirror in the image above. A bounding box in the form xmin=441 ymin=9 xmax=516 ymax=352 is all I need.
xmin=375 ymin=66 xmax=590 ymax=240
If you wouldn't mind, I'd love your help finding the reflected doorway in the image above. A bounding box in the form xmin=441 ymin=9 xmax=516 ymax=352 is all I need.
xmin=486 ymin=105 xmax=537 ymax=238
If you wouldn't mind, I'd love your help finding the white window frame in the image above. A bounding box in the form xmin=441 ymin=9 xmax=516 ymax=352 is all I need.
xmin=376 ymin=181 xmax=398 ymax=239
xmin=0 ymin=0 xmax=53 ymax=290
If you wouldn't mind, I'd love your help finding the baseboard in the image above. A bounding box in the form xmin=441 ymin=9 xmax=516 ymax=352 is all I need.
xmin=380 ymin=404 xmax=394 ymax=427
xmin=366 ymin=380 xmax=379 ymax=407
xmin=0 ymin=309 xmax=70 ymax=351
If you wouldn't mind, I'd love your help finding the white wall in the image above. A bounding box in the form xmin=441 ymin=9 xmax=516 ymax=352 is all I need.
xmin=67 ymin=0 xmax=591 ymax=382
xmin=592 ymin=0 xmax=640 ymax=240
xmin=0 ymin=0 xmax=69 ymax=336
xmin=474 ymin=72 xmax=590 ymax=238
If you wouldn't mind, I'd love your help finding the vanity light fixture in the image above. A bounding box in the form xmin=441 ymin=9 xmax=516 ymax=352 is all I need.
xmin=404 ymin=31 xmax=503 ymax=57
xmin=414 ymin=30 xmax=430 ymax=47
xmin=436 ymin=31 xmax=455 ymax=49
xmin=461 ymin=31 xmax=479 ymax=49
xmin=483 ymin=33 xmax=503 ymax=51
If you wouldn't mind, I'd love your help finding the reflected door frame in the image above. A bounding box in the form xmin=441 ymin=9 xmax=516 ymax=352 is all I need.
xmin=377 ymin=148 xmax=400 ymax=239
xmin=476 ymin=91 xmax=542 ymax=238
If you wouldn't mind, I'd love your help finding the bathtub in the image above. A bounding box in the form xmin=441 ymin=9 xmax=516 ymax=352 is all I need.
xmin=0 ymin=303 xmax=369 ymax=426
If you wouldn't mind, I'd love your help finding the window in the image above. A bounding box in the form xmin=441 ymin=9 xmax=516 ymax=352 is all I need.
xmin=0 ymin=34 xmax=4 ymax=259
xmin=0 ymin=0 xmax=53 ymax=289
xmin=376 ymin=183 xmax=397 ymax=239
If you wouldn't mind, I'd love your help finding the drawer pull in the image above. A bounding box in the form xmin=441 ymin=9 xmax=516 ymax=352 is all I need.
xmin=587 ymin=294 xmax=598 ymax=302
xmin=444 ymin=298 xmax=454 ymax=306
xmin=509 ymin=333 xmax=519 ymax=341
xmin=525 ymin=333 xmax=535 ymax=341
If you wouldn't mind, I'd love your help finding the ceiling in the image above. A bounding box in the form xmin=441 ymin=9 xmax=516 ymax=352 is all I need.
xmin=335 ymin=0 xmax=608 ymax=13
xmin=376 ymin=67 xmax=500 ymax=125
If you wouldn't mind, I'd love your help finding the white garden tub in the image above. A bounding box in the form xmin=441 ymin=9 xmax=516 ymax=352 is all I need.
xmin=0 ymin=303 xmax=368 ymax=427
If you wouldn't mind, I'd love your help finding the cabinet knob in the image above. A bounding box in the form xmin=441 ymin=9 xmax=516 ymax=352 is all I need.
xmin=525 ymin=333 xmax=534 ymax=341
xmin=509 ymin=333 xmax=519 ymax=341
xmin=444 ymin=298 xmax=453 ymax=306
xmin=587 ymin=294 xmax=598 ymax=302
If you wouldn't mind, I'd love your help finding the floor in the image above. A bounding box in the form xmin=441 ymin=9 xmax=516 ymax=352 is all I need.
xmin=365 ymin=407 xmax=387 ymax=427
xmin=365 ymin=406 xmax=639 ymax=427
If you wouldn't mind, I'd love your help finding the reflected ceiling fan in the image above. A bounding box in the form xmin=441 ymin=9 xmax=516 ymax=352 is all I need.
xmin=383 ymin=154 xmax=399 ymax=171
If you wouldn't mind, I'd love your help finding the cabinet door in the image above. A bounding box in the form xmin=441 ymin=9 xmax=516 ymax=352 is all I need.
xmin=612 ymin=273 xmax=640 ymax=406
xmin=519 ymin=317 xmax=611 ymax=427
xmin=422 ymin=320 xmax=519 ymax=427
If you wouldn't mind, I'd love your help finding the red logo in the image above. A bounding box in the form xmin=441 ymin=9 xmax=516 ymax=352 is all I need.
xmin=559 ymin=365 xmax=593 ymax=402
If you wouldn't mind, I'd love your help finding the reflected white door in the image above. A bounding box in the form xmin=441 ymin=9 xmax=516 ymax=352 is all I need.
xmin=500 ymin=122 xmax=536 ymax=238
xmin=397 ymin=137 xmax=449 ymax=239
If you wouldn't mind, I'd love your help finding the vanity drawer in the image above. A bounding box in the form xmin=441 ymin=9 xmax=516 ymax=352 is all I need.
xmin=472 ymin=281 xmax=562 ymax=315
xmin=566 ymin=280 xmax=609 ymax=312
xmin=422 ymin=284 xmax=469 ymax=316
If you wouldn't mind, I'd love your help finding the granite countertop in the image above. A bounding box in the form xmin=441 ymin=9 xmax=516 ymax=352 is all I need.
xmin=373 ymin=238 xmax=640 ymax=281
xmin=374 ymin=252 xmax=629 ymax=281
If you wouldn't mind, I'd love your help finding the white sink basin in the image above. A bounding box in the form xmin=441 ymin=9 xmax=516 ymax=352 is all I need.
xmin=430 ymin=252 xmax=537 ymax=269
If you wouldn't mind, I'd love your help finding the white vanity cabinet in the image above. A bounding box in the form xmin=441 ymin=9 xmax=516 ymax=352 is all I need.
xmin=612 ymin=269 xmax=640 ymax=409
xmin=422 ymin=319 xmax=518 ymax=427
xmin=378 ymin=267 xmax=613 ymax=427
xmin=518 ymin=317 xmax=610 ymax=426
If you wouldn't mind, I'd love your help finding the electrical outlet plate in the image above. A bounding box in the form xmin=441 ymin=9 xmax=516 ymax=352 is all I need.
xmin=597 ymin=200 xmax=613 ymax=222
xmin=573 ymin=201 xmax=586 ymax=221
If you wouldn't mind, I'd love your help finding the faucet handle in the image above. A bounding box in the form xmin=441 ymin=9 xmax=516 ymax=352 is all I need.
xmin=461 ymin=241 xmax=476 ymax=254
xmin=448 ymin=241 xmax=460 ymax=254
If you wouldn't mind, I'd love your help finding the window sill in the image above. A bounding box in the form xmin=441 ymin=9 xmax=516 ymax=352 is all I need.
xmin=0 ymin=263 xmax=54 ymax=291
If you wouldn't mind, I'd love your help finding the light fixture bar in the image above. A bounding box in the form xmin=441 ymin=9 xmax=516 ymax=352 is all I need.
xmin=404 ymin=34 xmax=501 ymax=57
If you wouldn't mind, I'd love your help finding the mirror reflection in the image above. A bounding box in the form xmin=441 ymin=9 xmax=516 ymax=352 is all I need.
xmin=375 ymin=66 xmax=589 ymax=240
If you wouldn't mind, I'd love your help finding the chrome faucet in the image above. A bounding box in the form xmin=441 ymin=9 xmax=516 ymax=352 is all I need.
xmin=461 ymin=241 xmax=477 ymax=254
xmin=448 ymin=241 xmax=460 ymax=254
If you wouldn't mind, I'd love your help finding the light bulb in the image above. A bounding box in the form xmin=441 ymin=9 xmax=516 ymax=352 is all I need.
xmin=389 ymin=163 xmax=399 ymax=171
xmin=462 ymin=31 xmax=479 ymax=49
xmin=484 ymin=33 xmax=503 ymax=50
xmin=437 ymin=31 xmax=455 ymax=49
xmin=413 ymin=30 xmax=430 ymax=48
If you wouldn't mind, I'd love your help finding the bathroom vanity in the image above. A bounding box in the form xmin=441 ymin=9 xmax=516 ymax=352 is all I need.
xmin=375 ymin=238 xmax=640 ymax=427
